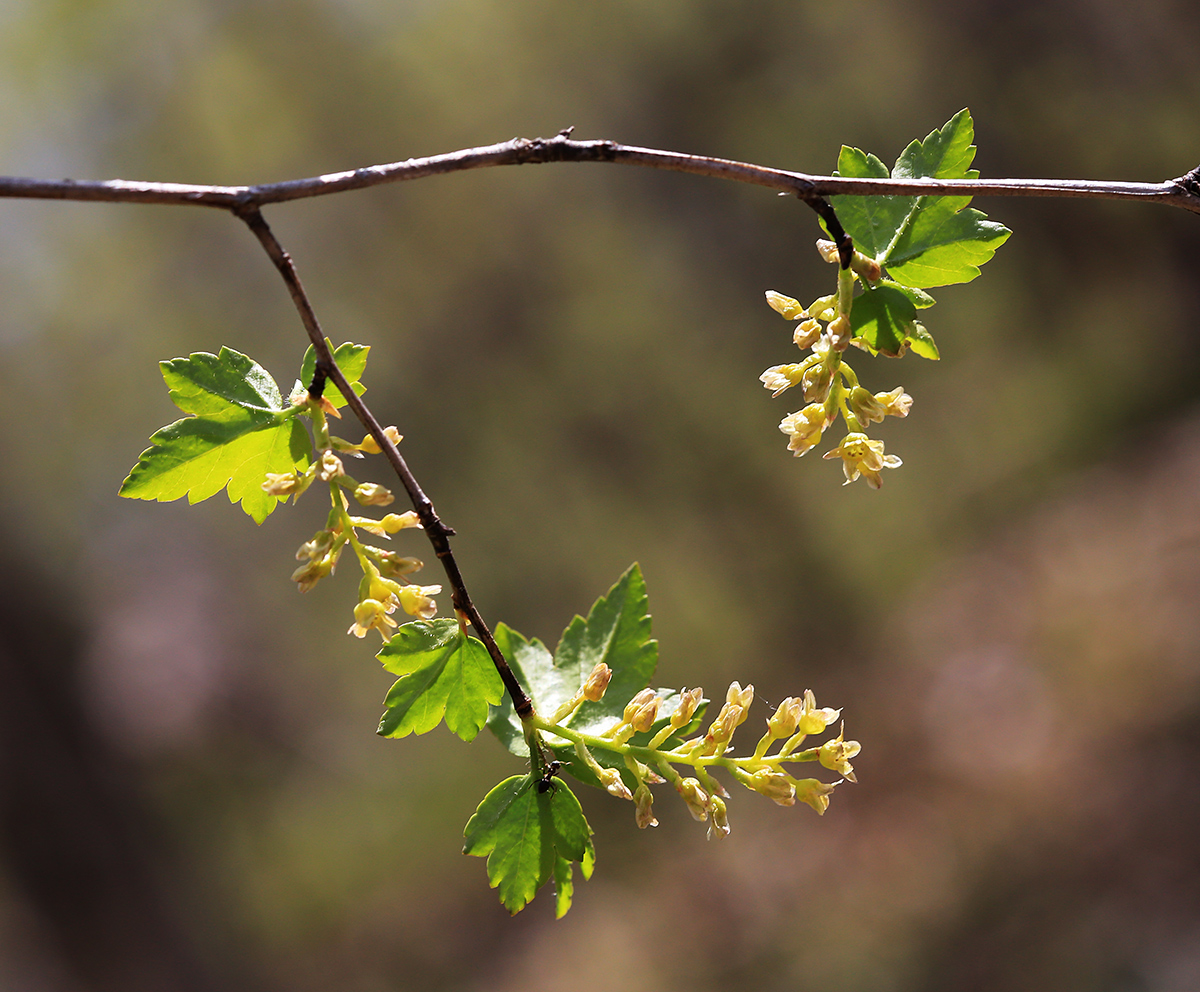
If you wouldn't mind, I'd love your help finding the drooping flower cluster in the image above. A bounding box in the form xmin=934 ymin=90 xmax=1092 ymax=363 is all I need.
xmin=535 ymin=667 xmax=859 ymax=840
xmin=759 ymin=241 xmax=912 ymax=488
xmin=262 ymin=398 xmax=441 ymax=640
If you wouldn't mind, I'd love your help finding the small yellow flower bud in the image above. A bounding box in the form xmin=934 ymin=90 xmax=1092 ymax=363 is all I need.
xmin=622 ymin=688 xmax=657 ymax=725
xmin=807 ymin=295 xmax=837 ymax=322
xmin=849 ymin=386 xmax=888 ymax=425
xmin=317 ymin=450 xmax=345 ymax=481
xmin=818 ymin=726 xmax=861 ymax=783
xmin=291 ymin=556 xmax=333 ymax=593
xmin=634 ymin=784 xmax=658 ymax=829
xmin=767 ymin=696 xmax=801 ymax=738
xmin=630 ymin=695 xmax=661 ymax=734
xmin=599 ymin=767 xmax=633 ymax=801
xmin=793 ymin=318 xmax=823 ymax=350
xmin=779 ymin=404 xmax=831 ymax=458
xmin=794 ymin=778 xmax=838 ymax=815
xmin=263 ymin=471 xmax=301 ymax=495
xmin=675 ymin=777 xmax=710 ymax=821
xmin=801 ymin=362 xmax=833 ymax=403
xmin=375 ymin=553 xmax=423 ymax=578
xmin=296 ymin=530 xmax=335 ymax=561
xmin=796 ymin=689 xmax=841 ymax=735
xmin=706 ymin=703 xmax=743 ymax=745
xmin=359 ymin=426 xmax=403 ymax=454
xmin=748 ymin=769 xmax=796 ymax=806
xmin=875 ymin=386 xmax=913 ymax=418
xmin=725 ymin=681 xmax=754 ymax=715
xmin=348 ymin=599 xmax=399 ymax=640
xmin=760 ymin=363 xmax=807 ymax=398
xmin=354 ymin=483 xmax=395 ymax=507
xmin=670 ymin=686 xmax=704 ymax=728
xmin=827 ymin=314 xmax=852 ymax=350
xmin=381 ymin=511 xmax=422 ymax=533
xmin=707 ymin=796 xmax=730 ymax=840
xmin=582 ymin=663 xmax=612 ymax=702
xmin=815 ymin=239 xmax=840 ymax=264
xmin=398 ymin=584 xmax=441 ymax=620
xmin=765 ymin=291 xmax=807 ymax=320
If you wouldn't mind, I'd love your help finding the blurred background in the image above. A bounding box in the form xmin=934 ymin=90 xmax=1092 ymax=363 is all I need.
xmin=1 ymin=1 xmax=1199 ymax=990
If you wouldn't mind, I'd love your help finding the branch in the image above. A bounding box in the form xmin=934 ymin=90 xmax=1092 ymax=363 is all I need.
xmin=234 ymin=205 xmax=534 ymax=720
xmin=3 ymin=133 xmax=1198 ymax=214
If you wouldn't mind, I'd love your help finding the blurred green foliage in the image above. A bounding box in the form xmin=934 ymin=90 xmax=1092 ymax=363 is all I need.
xmin=2 ymin=1 xmax=1200 ymax=990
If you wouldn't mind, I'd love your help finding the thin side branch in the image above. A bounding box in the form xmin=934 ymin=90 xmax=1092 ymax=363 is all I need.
xmin=234 ymin=205 xmax=534 ymax=720
xmin=3 ymin=134 xmax=1198 ymax=214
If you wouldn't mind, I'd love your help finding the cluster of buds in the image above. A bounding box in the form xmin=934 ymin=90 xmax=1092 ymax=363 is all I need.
xmin=535 ymin=667 xmax=859 ymax=841
xmin=759 ymin=240 xmax=911 ymax=488
xmin=262 ymin=400 xmax=442 ymax=640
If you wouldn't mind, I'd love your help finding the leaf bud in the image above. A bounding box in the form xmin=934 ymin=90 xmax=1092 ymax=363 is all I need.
xmin=634 ymin=784 xmax=658 ymax=829
xmin=670 ymin=686 xmax=704 ymax=728
xmin=675 ymin=777 xmax=710 ymax=821
xmin=764 ymin=290 xmax=807 ymax=320
xmin=582 ymin=663 xmax=613 ymax=702
xmin=354 ymin=483 xmax=395 ymax=506
xmin=599 ymin=767 xmax=633 ymax=801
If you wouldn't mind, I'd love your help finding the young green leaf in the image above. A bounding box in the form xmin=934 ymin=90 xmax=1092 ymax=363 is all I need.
xmin=832 ymin=109 xmax=1011 ymax=289
xmin=377 ymin=619 xmax=505 ymax=742
xmin=298 ymin=340 xmax=370 ymax=409
xmin=463 ymin=774 xmax=593 ymax=915
xmin=119 ymin=347 xmax=311 ymax=524
xmin=486 ymin=564 xmax=658 ymax=755
xmin=849 ymin=282 xmax=938 ymax=359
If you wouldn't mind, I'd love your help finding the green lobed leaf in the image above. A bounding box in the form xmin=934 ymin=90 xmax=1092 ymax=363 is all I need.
xmin=377 ymin=619 xmax=505 ymax=742
xmin=119 ymin=347 xmax=311 ymax=523
xmin=463 ymin=774 xmax=593 ymax=915
xmin=849 ymin=281 xmax=939 ymax=360
xmin=832 ymin=109 xmax=1011 ymax=289
xmin=298 ymin=340 xmax=370 ymax=409
xmin=486 ymin=564 xmax=659 ymax=758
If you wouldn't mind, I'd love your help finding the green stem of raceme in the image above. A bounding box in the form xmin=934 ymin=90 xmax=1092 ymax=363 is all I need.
xmin=528 ymin=715 xmax=821 ymax=776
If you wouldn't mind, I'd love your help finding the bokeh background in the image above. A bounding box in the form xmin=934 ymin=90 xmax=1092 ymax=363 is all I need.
xmin=2 ymin=2 xmax=1199 ymax=990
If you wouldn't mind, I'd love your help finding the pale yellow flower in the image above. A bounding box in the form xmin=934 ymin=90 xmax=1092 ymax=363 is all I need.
xmin=398 ymin=583 xmax=441 ymax=619
xmin=707 ymin=796 xmax=730 ymax=840
xmin=348 ymin=598 xmax=398 ymax=640
xmin=794 ymin=778 xmax=839 ymax=815
xmin=760 ymin=363 xmax=807 ymax=398
xmin=875 ymin=386 xmax=913 ymax=418
xmin=354 ymin=483 xmax=395 ymax=507
xmin=634 ymin=784 xmax=658 ymax=829
xmin=797 ymin=689 xmax=841 ymax=735
xmin=764 ymin=290 xmax=807 ymax=320
xmin=822 ymin=432 xmax=902 ymax=488
xmin=818 ymin=725 xmax=862 ymax=783
xmin=779 ymin=404 xmax=832 ymax=457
